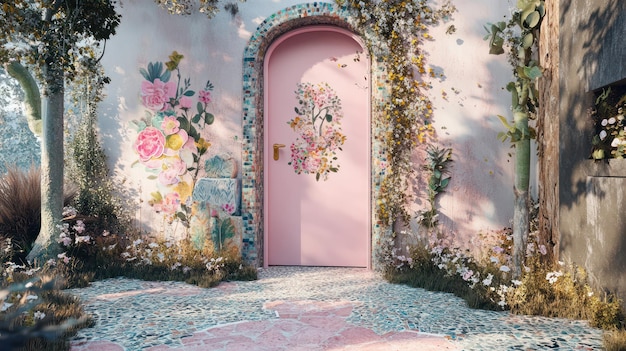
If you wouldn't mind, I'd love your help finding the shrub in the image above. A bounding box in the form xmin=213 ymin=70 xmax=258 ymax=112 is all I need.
xmin=0 ymin=165 xmax=76 ymax=263
xmin=385 ymin=226 xmax=626 ymax=349
xmin=51 ymin=212 xmax=257 ymax=289
xmin=0 ymin=269 xmax=92 ymax=351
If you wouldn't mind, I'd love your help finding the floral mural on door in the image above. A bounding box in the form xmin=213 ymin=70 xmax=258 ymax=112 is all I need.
xmin=287 ymin=82 xmax=346 ymax=181
xmin=131 ymin=51 xmax=215 ymax=226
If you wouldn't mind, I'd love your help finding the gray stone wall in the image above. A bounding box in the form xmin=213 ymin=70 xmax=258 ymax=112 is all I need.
xmin=559 ymin=0 xmax=626 ymax=298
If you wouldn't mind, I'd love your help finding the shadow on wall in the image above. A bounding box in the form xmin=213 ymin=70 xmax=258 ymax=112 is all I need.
xmin=559 ymin=0 xmax=626 ymax=295
xmin=402 ymin=58 xmax=515 ymax=252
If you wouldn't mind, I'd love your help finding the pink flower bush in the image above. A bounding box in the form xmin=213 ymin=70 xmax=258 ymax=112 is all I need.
xmin=134 ymin=127 xmax=165 ymax=163
xmin=141 ymin=79 xmax=176 ymax=111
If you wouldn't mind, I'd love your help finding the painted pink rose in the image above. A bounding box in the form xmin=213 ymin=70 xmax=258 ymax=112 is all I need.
xmin=154 ymin=192 xmax=180 ymax=215
xmin=161 ymin=116 xmax=180 ymax=135
xmin=141 ymin=79 xmax=176 ymax=111
xmin=179 ymin=96 xmax=193 ymax=109
xmin=134 ymin=127 xmax=165 ymax=162
xmin=158 ymin=157 xmax=187 ymax=186
xmin=199 ymin=90 xmax=212 ymax=104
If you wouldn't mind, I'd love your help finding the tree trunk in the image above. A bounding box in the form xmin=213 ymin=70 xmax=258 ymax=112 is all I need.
xmin=4 ymin=61 xmax=42 ymax=136
xmin=537 ymin=0 xmax=560 ymax=263
xmin=26 ymin=65 xmax=64 ymax=264
xmin=512 ymin=110 xmax=530 ymax=277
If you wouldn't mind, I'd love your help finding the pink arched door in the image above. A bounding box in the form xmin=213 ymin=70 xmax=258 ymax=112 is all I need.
xmin=264 ymin=26 xmax=370 ymax=267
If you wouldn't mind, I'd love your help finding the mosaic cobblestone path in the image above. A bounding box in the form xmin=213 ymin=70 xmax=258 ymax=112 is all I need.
xmin=67 ymin=266 xmax=604 ymax=350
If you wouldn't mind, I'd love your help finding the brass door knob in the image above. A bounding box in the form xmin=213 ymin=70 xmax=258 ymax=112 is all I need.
xmin=273 ymin=143 xmax=286 ymax=161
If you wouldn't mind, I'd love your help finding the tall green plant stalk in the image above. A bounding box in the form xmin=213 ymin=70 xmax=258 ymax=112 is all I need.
xmin=486 ymin=0 xmax=545 ymax=277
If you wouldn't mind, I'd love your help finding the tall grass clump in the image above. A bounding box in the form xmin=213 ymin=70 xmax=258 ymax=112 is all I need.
xmin=0 ymin=165 xmax=76 ymax=263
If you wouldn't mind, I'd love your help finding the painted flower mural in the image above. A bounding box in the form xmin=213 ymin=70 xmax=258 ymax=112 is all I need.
xmin=132 ymin=51 xmax=215 ymax=225
xmin=287 ymin=82 xmax=346 ymax=181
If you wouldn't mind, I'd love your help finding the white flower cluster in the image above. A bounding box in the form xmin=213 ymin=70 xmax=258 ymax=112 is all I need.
xmin=545 ymin=271 xmax=563 ymax=285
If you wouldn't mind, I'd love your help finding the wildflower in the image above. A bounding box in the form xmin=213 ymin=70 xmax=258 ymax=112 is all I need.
xmin=46 ymin=259 xmax=56 ymax=267
xmin=33 ymin=311 xmax=46 ymax=320
xmin=121 ymin=252 xmax=131 ymax=258
xmin=75 ymin=235 xmax=91 ymax=244
xmin=149 ymin=242 xmax=159 ymax=249
xmin=182 ymin=266 xmax=191 ymax=273
xmin=57 ymin=252 xmax=70 ymax=264
xmin=600 ymin=130 xmax=608 ymax=140
xmin=171 ymin=262 xmax=182 ymax=270
xmin=157 ymin=253 xmax=165 ymax=262
xmin=133 ymin=239 xmax=143 ymax=246
xmin=59 ymin=233 xmax=72 ymax=247
xmin=511 ymin=279 xmax=522 ymax=286
xmin=24 ymin=267 xmax=40 ymax=276
xmin=73 ymin=220 xmax=85 ymax=234
xmin=62 ymin=206 xmax=77 ymax=217
xmin=546 ymin=271 xmax=563 ymax=284
xmin=490 ymin=256 xmax=499 ymax=264
xmin=25 ymin=282 xmax=33 ymax=288
xmin=462 ymin=269 xmax=474 ymax=281
xmin=482 ymin=273 xmax=493 ymax=286
xmin=499 ymin=265 xmax=511 ymax=272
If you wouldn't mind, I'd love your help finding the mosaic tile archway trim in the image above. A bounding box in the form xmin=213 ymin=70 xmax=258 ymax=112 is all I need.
xmin=241 ymin=2 xmax=391 ymax=267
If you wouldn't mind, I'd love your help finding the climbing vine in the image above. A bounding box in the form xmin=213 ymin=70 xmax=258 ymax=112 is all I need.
xmin=337 ymin=0 xmax=455 ymax=228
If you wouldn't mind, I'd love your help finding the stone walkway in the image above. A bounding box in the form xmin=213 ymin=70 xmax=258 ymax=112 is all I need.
xmin=67 ymin=266 xmax=604 ymax=350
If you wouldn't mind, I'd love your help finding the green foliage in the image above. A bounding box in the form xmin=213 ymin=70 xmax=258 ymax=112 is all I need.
xmin=0 ymin=271 xmax=92 ymax=351
xmin=418 ymin=145 xmax=452 ymax=227
xmin=0 ymin=166 xmax=76 ymax=263
xmin=153 ymin=0 xmax=245 ymax=18
xmin=66 ymin=59 xmax=129 ymax=235
xmin=0 ymin=0 xmax=121 ymax=84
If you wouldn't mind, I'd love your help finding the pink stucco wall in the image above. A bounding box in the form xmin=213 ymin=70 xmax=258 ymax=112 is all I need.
xmin=98 ymin=0 xmax=521 ymax=255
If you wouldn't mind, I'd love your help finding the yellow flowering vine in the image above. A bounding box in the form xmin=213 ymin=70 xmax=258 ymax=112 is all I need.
xmin=338 ymin=0 xmax=455 ymax=227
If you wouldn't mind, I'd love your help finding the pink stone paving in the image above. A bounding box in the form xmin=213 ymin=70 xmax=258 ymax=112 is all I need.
xmin=72 ymin=300 xmax=457 ymax=351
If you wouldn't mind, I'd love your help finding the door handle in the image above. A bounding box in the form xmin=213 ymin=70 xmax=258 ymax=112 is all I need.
xmin=273 ymin=143 xmax=286 ymax=161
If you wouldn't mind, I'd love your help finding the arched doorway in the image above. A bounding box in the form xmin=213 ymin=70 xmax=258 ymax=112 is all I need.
xmin=263 ymin=26 xmax=370 ymax=267
xmin=241 ymin=3 xmax=390 ymax=268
